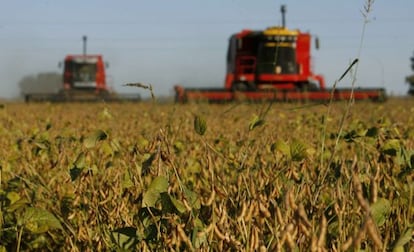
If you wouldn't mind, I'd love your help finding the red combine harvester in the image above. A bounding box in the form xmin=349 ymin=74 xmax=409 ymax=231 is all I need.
xmin=174 ymin=6 xmax=386 ymax=103
xmin=25 ymin=36 xmax=141 ymax=102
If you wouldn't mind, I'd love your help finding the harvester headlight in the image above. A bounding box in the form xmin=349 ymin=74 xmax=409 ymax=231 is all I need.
xmin=275 ymin=66 xmax=282 ymax=74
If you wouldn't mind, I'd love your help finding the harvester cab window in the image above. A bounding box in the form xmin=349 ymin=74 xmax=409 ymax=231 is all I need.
xmin=73 ymin=63 xmax=97 ymax=82
xmin=256 ymin=44 xmax=297 ymax=75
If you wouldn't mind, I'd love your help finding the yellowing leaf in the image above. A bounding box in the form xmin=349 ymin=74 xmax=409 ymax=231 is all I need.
xmin=249 ymin=115 xmax=265 ymax=131
xmin=84 ymin=129 xmax=108 ymax=148
xmin=22 ymin=207 xmax=63 ymax=234
xmin=392 ymin=228 xmax=413 ymax=252
xmin=101 ymin=142 xmax=113 ymax=156
xmin=271 ymin=140 xmax=290 ymax=156
xmin=6 ymin=191 xmax=21 ymax=205
xmin=137 ymin=137 xmax=149 ymax=150
xmin=122 ymin=171 xmax=134 ymax=189
xmin=371 ymin=198 xmax=391 ymax=227
xmin=142 ymin=176 xmax=169 ymax=208
xmin=99 ymin=107 xmax=113 ymax=120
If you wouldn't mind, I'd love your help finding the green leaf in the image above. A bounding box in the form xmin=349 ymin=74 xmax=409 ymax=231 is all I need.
xmin=137 ymin=208 xmax=158 ymax=228
xmin=366 ymin=127 xmax=379 ymax=138
xmin=142 ymin=191 xmax=160 ymax=208
xmin=148 ymin=176 xmax=169 ymax=192
xmin=70 ymin=167 xmax=83 ymax=181
xmin=410 ymin=154 xmax=414 ymax=169
xmin=392 ymin=228 xmax=413 ymax=252
xmin=381 ymin=139 xmax=400 ymax=156
xmin=327 ymin=220 xmax=339 ymax=237
xmin=192 ymin=217 xmax=207 ymax=248
xmin=33 ymin=140 xmax=50 ymax=150
xmin=142 ymin=176 xmax=169 ymax=208
xmin=84 ymin=129 xmax=108 ymax=148
xmin=393 ymin=247 xmax=404 ymax=252
xmin=160 ymin=193 xmax=175 ymax=213
xmin=183 ymin=186 xmax=201 ymax=210
xmin=122 ymin=171 xmax=134 ymax=189
xmin=142 ymin=153 xmax=156 ymax=175
xmin=27 ymin=235 xmax=47 ymax=250
xmin=22 ymin=207 xmax=63 ymax=234
xmin=45 ymin=122 xmax=52 ymax=130
xmin=343 ymin=130 xmax=359 ymax=142
xmin=290 ymin=140 xmax=307 ymax=162
xmin=160 ymin=193 xmax=187 ymax=214
xmin=371 ymin=198 xmax=391 ymax=227
xmin=7 ymin=198 xmax=29 ymax=213
xmin=194 ymin=115 xmax=207 ymax=136
xmin=249 ymin=115 xmax=265 ymax=131
xmin=70 ymin=153 xmax=86 ymax=181
xmin=144 ymin=224 xmax=158 ymax=241
xmin=137 ymin=137 xmax=149 ymax=150
xmin=168 ymin=195 xmax=187 ymax=214
xmin=186 ymin=158 xmax=202 ymax=174
xmin=110 ymin=227 xmax=139 ymax=250
xmin=74 ymin=152 xmax=86 ymax=169
xmin=173 ymin=141 xmax=185 ymax=154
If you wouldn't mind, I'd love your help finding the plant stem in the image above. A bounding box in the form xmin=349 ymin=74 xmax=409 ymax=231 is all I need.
xmin=16 ymin=226 xmax=23 ymax=252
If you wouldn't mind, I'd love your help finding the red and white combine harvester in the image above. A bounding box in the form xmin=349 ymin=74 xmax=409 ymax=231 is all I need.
xmin=174 ymin=5 xmax=385 ymax=103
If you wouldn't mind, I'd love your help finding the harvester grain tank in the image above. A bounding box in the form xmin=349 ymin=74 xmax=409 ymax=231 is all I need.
xmin=24 ymin=36 xmax=141 ymax=102
xmin=174 ymin=5 xmax=386 ymax=103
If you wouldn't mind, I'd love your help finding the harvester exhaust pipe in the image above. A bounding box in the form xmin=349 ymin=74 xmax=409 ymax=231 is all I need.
xmin=280 ymin=5 xmax=286 ymax=28
xmin=82 ymin=35 xmax=87 ymax=56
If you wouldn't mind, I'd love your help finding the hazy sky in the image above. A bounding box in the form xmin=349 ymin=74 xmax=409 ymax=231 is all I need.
xmin=1 ymin=0 xmax=413 ymax=99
